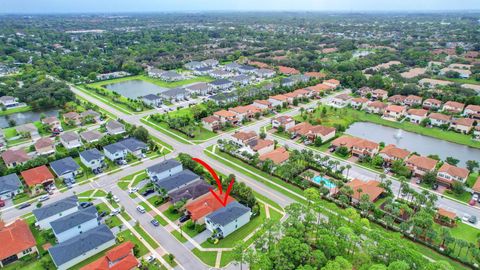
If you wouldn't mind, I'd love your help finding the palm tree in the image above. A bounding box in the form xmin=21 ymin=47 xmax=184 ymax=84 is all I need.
xmin=439 ymin=227 xmax=451 ymax=248
xmin=397 ymin=176 xmax=407 ymax=198
xmin=379 ymin=173 xmax=386 ymax=184
xmin=345 ymin=164 xmax=352 ymax=179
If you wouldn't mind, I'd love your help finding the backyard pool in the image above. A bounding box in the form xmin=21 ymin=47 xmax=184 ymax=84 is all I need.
xmin=312 ymin=175 xmax=336 ymax=189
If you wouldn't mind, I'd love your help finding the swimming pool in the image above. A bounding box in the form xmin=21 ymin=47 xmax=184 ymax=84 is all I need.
xmin=312 ymin=176 xmax=336 ymax=189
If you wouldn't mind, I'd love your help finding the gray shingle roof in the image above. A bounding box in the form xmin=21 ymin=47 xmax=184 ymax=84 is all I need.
xmin=161 ymin=87 xmax=188 ymax=98
xmin=155 ymin=169 xmax=200 ymax=193
xmin=106 ymin=120 xmax=124 ymax=130
xmin=50 ymin=206 xmax=98 ymax=234
xmin=169 ymin=181 xmax=212 ymax=204
xmin=49 ymin=225 xmax=114 ymax=267
xmin=147 ymin=159 xmax=182 ymax=175
xmin=80 ymin=148 xmax=104 ymax=162
xmin=210 ymin=79 xmax=232 ymax=86
xmin=32 ymin=195 xmax=78 ymax=221
xmin=118 ymin=138 xmax=147 ymax=152
xmin=0 ymin=173 xmax=22 ymax=194
xmin=143 ymin=94 xmax=161 ymax=101
xmin=206 ymin=201 xmax=251 ymax=226
xmin=103 ymin=142 xmax=127 ymax=154
xmin=49 ymin=157 xmax=80 ymax=177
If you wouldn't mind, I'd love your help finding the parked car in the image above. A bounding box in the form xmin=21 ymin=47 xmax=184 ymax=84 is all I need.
xmin=80 ymin=202 xmax=93 ymax=208
xmin=136 ymin=205 xmax=146 ymax=214
xmin=116 ymin=159 xmax=127 ymax=165
xmin=142 ymin=189 xmax=155 ymax=197
xmin=415 ymin=179 xmax=421 ymax=184
xmin=128 ymin=187 xmax=138 ymax=194
xmin=179 ymin=215 xmax=190 ymax=223
xmin=473 ymin=194 xmax=479 ymax=201
xmin=431 ymin=183 xmax=439 ymax=190
xmin=151 ymin=219 xmax=159 ymax=227
xmin=0 ymin=199 xmax=5 ymax=207
xmin=146 ymin=255 xmax=156 ymax=263
xmin=38 ymin=195 xmax=49 ymax=202
xmin=110 ymin=208 xmax=121 ymax=216
xmin=469 ymin=215 xmax=477 ymax=224
xmin=18 ymin=203 xmax=31 ymax=209
xmin=462 ymin=214 xmax=471 ymax=223
xmin=99 ymin=211 xmax=108 ymax=218
xmin=469 ymin=199 xmax=476 ymax=206
xmin=113 ymin=195 xmax=120 ymax=203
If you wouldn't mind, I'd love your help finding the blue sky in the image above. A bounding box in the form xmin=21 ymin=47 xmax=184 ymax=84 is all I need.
xmin=2 ymin=0 xmax=479 ymax=13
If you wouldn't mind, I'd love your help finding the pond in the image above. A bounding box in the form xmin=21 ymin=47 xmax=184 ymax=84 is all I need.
xmin=104 ymin=80 xmax=167 ymax=99
xmin=345 ymin=122 xmax=480 ymax=167
xmin=0 ymin=108 xmax=59 ymax=128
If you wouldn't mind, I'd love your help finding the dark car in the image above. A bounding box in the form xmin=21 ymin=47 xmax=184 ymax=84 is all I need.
xmin=142 ymin=189 xmax=155 ymax=197
xmin=151 ymin=219 xmax=160 ymax=227
xmin=18 ymin=203 xmax=31 ymax=209
xmin=99 ymin=211 xmax=108 ymax=218
xmin=469 ymin=215 xmax=477 ymax=224
xmin=80 ymin=202 xmax=93 ymax=208
xmin=432 ymin=183 xmax=439 ymax=190
xmin=179 ymin=215 xmax=190 ymax=223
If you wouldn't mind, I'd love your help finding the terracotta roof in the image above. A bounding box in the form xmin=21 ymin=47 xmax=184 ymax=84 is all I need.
xmin=284 ymin=92 xmax=299 ymax=98
xmin=273 ymin=115 xmax=294 ymax=124
xmin=186 ymin=193 xmax=235 ymax=221
xmin=307 ymin=83 xmax=332 ymax=92
xmin=304 ymin=72 xmax=326 ymax=78
xmin=352 ymin=139 xmax=379 ymax=150
xmin=202 ymin=115 xmax=220 ymax=123
xmin=373 ymin=89 xmax=388 ymax=96
xmin=20 ymin=165 xmax=54 ymax=187
xmin=380 ymin=144 xmax=410 ymax=160
xmin=253 ymin=100 xmax=271 ymax=106
xmin=406 ymin=155 xmax=438 ymax=171
xmin=324 ymin=79 xmax=340 ymax=86
xmin=248 ymin=61 xmax=270 ymax=69
xmin=367 ymin=101 xmax=387 ymax=109
xmin=428 ymin=113 xmax=451 ymax=121
xmin=0 ymin=219 xmax=36 ymax=261
xmin=42 ymin=116 xmax=59 ymax=125
xmin=466 ymin=104 xmax=480 ymax=112
xmin=385 ymin=105 xmax=406 ymax=113
xmin=407 ymin=108 xmax=428 ymax=117
xmin=310 ymin=125 xmax=336 ymax=136
xmin=423 ymin=98 xmax=442 ymax=106
xmin=438 ymin=163 xmax=469 ymax=179
xmin=80 ymin=241 xmax=138 ymax=270
xmin=214 ymin=110 xmax=236 ymax=118
xmin=334 ymin=94 xmax=352 ymax=101
xmin=472 ymin=176 xmax=480 ymax=193
xmin=437 ymin=208 xmax=456 ymax=220
xmin=270 ymin=94 xmax=288 ymax=101
xmin=229 ymin=106 xmax=250 ymax=114
xmin=259 ymin=147 xmax=290 ymax=165
xmin=278 ymin=66 xmax=300 ymax=75
xmin=34 ymin=137 xmax=54 ymax=149
xmin=106 ymin=241 xmax=135 ymax=262
xmin=351 ymin=97 xmax=369 ymax=103
xmin=346 ymin=179 xmax=384 ymax=202
xmin=388 ymin=95 xmax=407 ymax=103
xmin=331 ymin=136 xmax=363 ymax=149
xmin=252 ymin=139 xmax=274 ymax=151
xmin=406 ymin=95 xmax=422 ymax=101
xmin=293 ymin=88 xmax=310 ymax=95
xmin=1 ymin=149 xmax=30 ymax=164
xmin=452 ymin=118 xmax=475 ymax=127
xmin=232 ymin=131 xmax=257 ymax=142
xmin=444 ymin=101 xmax=465 ymax=110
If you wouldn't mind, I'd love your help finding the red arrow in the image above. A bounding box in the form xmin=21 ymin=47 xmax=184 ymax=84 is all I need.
xmin=192 ymin=157 xmax=235 ymax=207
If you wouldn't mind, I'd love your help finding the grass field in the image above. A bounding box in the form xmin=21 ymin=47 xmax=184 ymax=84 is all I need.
xmin=0 ymin=105 xmax=32 ymax=116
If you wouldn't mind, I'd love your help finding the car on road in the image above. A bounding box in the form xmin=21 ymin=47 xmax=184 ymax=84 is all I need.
xmin=469 ymin=199 xmax=476 ymax=206
xmin=142 ymin=189 xmax=155 ymax=197
xmin=179 ymin=215 xmax=190 ymax=223
xmin=110 ymin=208 xmax=121 ymax=216
xmin=113 ymin=195 xmax=120 ymax=203
xmin=38 ymin=195 xmax=49 ymax=202
xmin=150 ymin=219 xmax=159 ymax=227
xmin=80 ymin=202 xmax=93 ymax=208
xmin=136 ymin=205 xmax=146 ymax=214
xmin=146 ymin=255 xmax=155 ymax=263
xmin=18 ymin=203 xmax=31 ymax=209
xmin=462 ymin=214 xmax=471 ymax=223
xmin=469 ymin=215 xmax=477 ymax=224
xmin=128 ymin=187 xmax=138 ymax=194
xmin=0 ymin=199 xmax=5 ymax=207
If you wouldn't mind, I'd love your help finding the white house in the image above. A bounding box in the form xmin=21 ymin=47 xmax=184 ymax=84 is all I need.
xmin=50 ymin=207 xmax=99 ymax=243
xmin=437 ymin=163 xmax=470 ymax=186
xmin=142 ymin=94 xmax=162 ymax=107
xmin=79 ymin=149 xmax=105 ymax=171
xmin=428 ymin=113 xmax=452 ymax=127
xmin=205 ymin=202 xmax=251 ymax=238
xmin=105 ymin=120 xmax=125 ymax=135
xmin=32 ymin=196 xmax=79 ymax=230
xmin=147 ymin=159 xmax=183 ymax=182
xmin=330 ymin=94 xmax=351 ymax=108
xmin=60 ymin=132 xmax=82 ymax=149
xmin=406 ymin=108 xmax=428 ymax=124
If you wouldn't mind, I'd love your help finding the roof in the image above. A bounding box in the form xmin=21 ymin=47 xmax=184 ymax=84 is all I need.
xmin=472 ymin=177 xmax=480 ymax=193
xmin=80 ymin=130 xmax=104 ymax=142
xmin=210 ymin=79 xmax=232 ymax=86
xmin=385 ymin=105 xmax=406 ymax=113
xmin=0 ymin=219 xmax=36 ymax=261
xmin=273 ymin=115 xmax=294 ymax=124
xmin=186 ymin=192 xmax=235 ymax=221
xmin=21 ymin=165 xmax=54 ymax=187
xmin=367 ymin=101 xmax=387 ymax=109
xmin=334 ymin=94 xmax=351 ymax=101
xmin=388 ymin=95 xmax=407 ymax=102
xmin=80 ymin=148 xmax=104 ymax=162
xmin=155 ymin=169 xmax=200 ymax=193
xmin=17 ymin=123 xmax=37 ymax=133
xmin=466 ymin=104 xmax=480 ymax=112
xmin=161 ymin=87 xmax=187 ymax=98
xmin=42 ymin=116 xmax=59 ymax=125
xmin=278 ymin=66 xmax=300 ymax=75
xmin=60 ymin=131 xmax=80 ymax=142
xmin=49 ymin=225 xmax=115 ymax=267
xmin=353 ymin=138 xmax=379 ymax=150
xmin=406 ymin=95 xmax=422 ymax=101
xmin=254 ymin=99 xmax=271 ymax=106
xmin=50 ymin=157 xmax=81 ymax=177
xmin=259 ymin=147 xmax=290 ymax=165
xmin=34 ymin=137 xmax=54 ymax=150
xmin=437 ymin=208 xmax=456 ymax=220
xmin=80 ymin=110 xmax=100 ymax=118
xmin=428 ymin=113 xmax=451 ymax=121
xmin=269 ymin=94 xmax=288 ymax=101
xmin=452 ymin=118 xmax=475 ymax=127
xmin=106 ymin=120 xmax=124 ymax=130
xmin=206 ymin=201 xmax=251 ymax=226
xmin=305 ymin=72 xmax=326 ymax=78
xmin=380 ymin=144 xmax=410 ymax=160
xmin=50 ymin=207 xmax=98 ymax=234
xmin=147 ymin=159 xmax=182 ymax=175
xmin=423 ymin=98 xmax=442 ymax=105
xmin=143 ymin=94 xmax=161 ymax=101
xmin=169 ymin=181 xmax=212 ymax=204
xmin=251 ymin=139 xmax=274 ymax=151
xmin=406 ymin=155 xmax=438 ymax=171
xmin=33 ymin=195 xmax=78 ymax=221
xmin=1 ymin=149 xmax=30 ymax=164
xmin=80 ymin=242 xmax=138 ymax=270
xmin=346 ymin=179 xmax=384 ymax=202
xmin=351 ymin=97 xmax=369 ymax=103
xmin=117 ymin=138 xmax=148 ymax=152
xmin=214 ymin=110 xmax=236 ymax=118
xmin=0 ymin=173 xmax=22 ymax=194
xmin=187 ymin=82 xmax=210 ymax=91
xmin=444 ymin=101 xmax=465 ymax=109
xmin=202 ymin=115 xmax=220 ymax=123
xmin=331 ymin=136 xmax=363 ymax=148
xmin=63 ymin=112 xmax=80 ymax=119
xmin=438 ymin=163 xmax=469 ymax=179
xmin=104 ymin=142 xmax=127 ymax=154
xmin=232 ymin=131 xmax=257 ymax=142
xmin=407 ymin=109 xmax=428 ymax=117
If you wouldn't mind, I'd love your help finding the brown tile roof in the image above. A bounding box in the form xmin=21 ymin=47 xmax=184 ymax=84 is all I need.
xmin=270 ymin=94 xmax=288 ymax=101
xmin=248 ymin=61 xmax=270 ymax=69
xmin=186 ymin=193 xmax=235 ymax=221
xmin=388 ymin=95 xmax=407 ymax=103
xmin=34 ymin=137 xmax=54 ymax=149
xmin=444 ymin=101 xmax=465 ymax=110
xmin=466 ymin=104 xmax=480 ymax=112
xmin=214 ymin=110 xmax=236 ymax=118
xmin=252 ymin=139 xmax=274 ymax=151
xmin=385 ymin=105 xmax=406 ymax=113
xmin=437 ymin=208 xmax=456 ymax=220
xmin=278 ymin=66 xmax=300 ymax=75
xmin=1 ymin=149 xmax=30 ymax=164
xmin=428 ymin=113 xmax=451 ymax=121
xmin=438 ymin=163 xmax=469 ymax=179
xmin=254 ymin=99 xmax=271 ymax=106
xmin=380 ymin=144 xmax=410 ymax=160
xmin=452 ymin=118 xmax=475 ymax=127
xmin=202 ymin=115 xmax=220 ymax=123
xmin=406 ymin=155 xmax=438 ymax=171
xmin=423 ymin=98 xmax=442 ymax=106
xmin=304 ymin=72 xmax=326 ymax=78
xmin=472 ymin=176 xmax=480 ymax=193
xmin=352 ymin=139 xmax=379 ymax=150
xmin=21 ymin=165 xmax=54 ymax=187
xmin=346 ymin=179 xmax=384 ymax=202
xmin=407 ymin=108 xmax=428 ymax=117
xmin=351 ymin=97 xmax=369 ymax=103
xmin=232 ymin=131 xmax=257 ymax=142
xmin=0 ymin=219 xmax=36 ymax=261
xmin=324 ymin=79 xmax=340 ymax=86
xmin=367 ymin=101 xmax=387 ymax=109
xmin=331 ymin=136 xmax=362 ymax=149
xmin=259 ymin=147 xmax=290 ymax=165
xmin=273 ymin=115 xmax=294 ymax=124
xmin=307 ymin=83 xmax=332 ymax=92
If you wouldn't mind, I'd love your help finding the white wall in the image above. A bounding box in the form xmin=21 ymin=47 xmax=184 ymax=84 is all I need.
xmin=55 ymin=219 xmax=100 ymax=243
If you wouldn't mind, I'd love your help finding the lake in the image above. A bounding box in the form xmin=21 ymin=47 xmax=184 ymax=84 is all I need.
xmin=0 ymin=108 xmax=59 ymax=128
xmin=104 ymin=80 xmax=167 ymax=99
xmin=345 ymin=122 xmax=480 ymax=167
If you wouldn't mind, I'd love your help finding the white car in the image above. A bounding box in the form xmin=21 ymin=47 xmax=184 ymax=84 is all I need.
xmin=128 ymin=187 xmax=138 ymax=194
xmin=38 ymin=195 xmax=49 ymax=202
xmin=146 ymin=255 xmax=156 ymax=263
xmin=113 ymin=195 xmax=120 ymax=203
xmin=136 ymin=205 xmax=146 ymax=214
xmin=473 ymin=194 xmax=479 ymax=201
xmin=462 ymin=214 xmax=471 ymax=223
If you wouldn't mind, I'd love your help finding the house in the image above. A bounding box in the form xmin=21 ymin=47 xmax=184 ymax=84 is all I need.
xmin=209 ymin=92 xmax=238 ymax=105
xmin=254 ymin=68 xmax=276 ymax=78
xmin=209 ymin=69 xmax=232 ymax=79
xmin=184 ymin=61 xmax=203 ymax=70
xmin=306 ymin=83 xmax=333 ymax=96
xmin=387 ymin=95 xmax=407 ymax=105
xmin=440 ymin=68 xmax=471 ymax=78
xmin=202 ymin=59 xmax=219 ymax=67
xmin=42 ymin=116 xmax=62 ymax=131
xmin=147 ymin=159 xmax=183 ymax=182
xmin=80 ymin=130 xmax=104 ymax=144
xmin=428 ymin=113 xmax=452 ymax=127
xmin=350 ymin=97 xmax=369 ymax=109
xmin=160 ymin=88 xmax=189 ymax=101
xmin=345 ymin=179 xmax=384 ymax=203
xmin=464 ymin=105 xmax=480 ymax=118
xmin=249 ymin=61 xmax=270 ymax=69
xmin=80 ymin=110 xmax=101 ymax=123
xmin=205 ymin=201 xmax=251 ymax=238
xmin=356 ymin=86 xmax=373 ymax=97
xmin=364 ymin=101 xmax=387 ymax=114
xmin=34 ymin=137 xmax=55 ymax=155
xmin=185 ymin=192 xmax=235 ymax=224
xmin=0 ymin=219 xmax=37 ymax=267
xmin=419 ymin=78 xmax=454 ymax=88
xmin=147 ymin=67 xmax=164 ymax=78
xmin=281 ymin=78 xmax=296 ymax=87
xmin=407 ymin=109 xmax=428 ymax=124
xmin=230 ymin=74 xmax=251 ymax=85
xmin=105 ymin=120 xmax=125 ymax=135
xmin=237 ymin=65 xmax=258 ymax=74
xmin=103 ymin=142 xmax=128 ymax=162
xmin=202 ymin=116 xmax=221 ymax=132
xmin=443 ymin=101 xmax=465 ymax=114
xmin=50 ymin=207 xmax=99 ymax=243
xmin=272 ymin=115 xmax=295 ymax=130
xmin=60 ymin=131 xmax=82 ymax=149
xmin=383 ymin=105 xmax=407 ymax=121
xmin=268 ymin=95 xmax=289 ymax=107
xmin=293 ymin=88 xmax=312 ymax=98
xmin=450 ymin=118 xmax=475 ymax=134
xmin=400 ymin=67 xmax=427 ymax=79
xmin=213 ymin=110 xmax=238 ymax=125
xmin=372 ymin=89 xmax=388 ymax=100
xmin=169 ymin=181 xmax=212 ymax=204
xmin=154 ymin=170 xmax=201 ymax=195
xmin=48 ymin=225 xmax=115 ymax=270
xmin=472 ymin=176 xmax=480 ymax=195
xmin=159 ymin=70 xmax=183 ymax=81
xmin=224 ymin=62 xmax=242 ymax=72
xmin=278 ymin=66 xmax=300 ymax=75
xmin=252 ymin=100 xmax=272 ymax=111
xmin=462 ymin=84 xmax=480 ymax=94
xmin=32 ymin=195 xmax=79 ymax=229
xmin=423 ymin=98 xmax=442 ymax=110
xmin=351 ymin=139 xmax=379 ymax=158
xmin=209 ymin=79 xmax=233 ymax=90
xmin=116 ymin=138 xmax=148 ymax=157
xmin=142 ymin=94 xmax=162 ymax=107
xmin=436 ymin=208 xmax=457 ymax=227
xmin=379 ymin=144 xmax=411 ymax=164
xmin=80 ymin=241 xmax=138 ymax=270
xmin=404 ymin=95 xmax=423 ymax=107
xmin=323 ymin=79 xmax=341 ymax=89
xmin=0 ymin=96 xmax=20 ymax=108
xmin=331 ymin=136 xmax=363 ymax=152
xmin=231 ymin=105 xmax=262 ymax=121
xmin=0 ymin=174 xmax=23 ymax=200
xmin=259 ymin=147 xmax=290 ymax=165
xmin=185 ymin=82 xmax=211 ymax=96
xmin=50 ymin=157 xmax=81 ymax=180
xmin=231 ymin=131 xmax=257 ymax=147
xmin=79 ymin=149 xmax=105 ymax=171
xmin=20 ymin=165 xmax=55 ymax=195
xmin=193 ymin=66 xmax=213 ymax=76
xmin=305 ymin=72 xmax=326 ymax=79
xmin=16 ymin=123 xmax=39 ymax=140
xmin=248 ymin=139 xmax=275 ymax=155
xmin=330 ymin=94 xmax=351 ymax=108
xmin=406 ymin=155 xmax=438 ymax=177
xmin=436 ymin=163 xmax=469 ymax=186
xmin=288 ymin=122 xmax=336 ymax=143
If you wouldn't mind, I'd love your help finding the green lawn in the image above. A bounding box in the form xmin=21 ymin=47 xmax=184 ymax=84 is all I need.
xmin=0 ymin=105 xmax=31 ymax=116
xmin=163 ymin=208 xmax=182 ymax=222
xmin=76 ymin=85 xmax=138 ymax=115
xmin=133 ymin=224 xmax=159 ymax=249
xmin=154 ymin=214 xmax=169 ymax=226
xmin=466 ymin=172 xmax=479 ymax=188
xmin=143 ymin=115 xmax=218 ymax=143
xmin=162 ymin=254 xmax=178 ymax=268
xmin=192 ymin=248 xmax=217 ymax=267
xmin=77 ymin=189 xmax=96 ymax=198
xmin=117 ymin=229 xmax=150 ymax=256
xmin=171 ymin=230 xmax=188 ymax=243
xmin=220 ymin=251 xmax=235 ymax=267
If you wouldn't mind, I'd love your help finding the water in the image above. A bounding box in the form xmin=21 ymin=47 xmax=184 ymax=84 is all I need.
xmin=345 ymin=122 xmax=480 ymax=167
xmin=312 ymin=176 xmax=336 ymax=189
xmin=0 ymin=108 xmax=59 ymax=128
xmin=104 ymin=80 xmax=167 ymax=99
